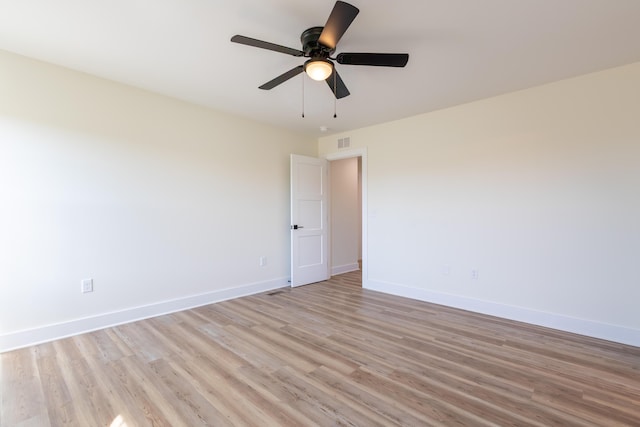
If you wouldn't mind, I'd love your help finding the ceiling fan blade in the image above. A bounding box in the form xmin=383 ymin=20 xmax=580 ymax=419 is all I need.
xmin=325 ymin=70 xmax=350 ymax=99
xmin=231 ymin=35 xmax=304 ymax=57
xmin=337 ymin=53 xmax=409 ymax=67
xmin=319 ymin=1 xmax=359 ymax=50
xmin=259 ymin=65 xmax=305 ymax=90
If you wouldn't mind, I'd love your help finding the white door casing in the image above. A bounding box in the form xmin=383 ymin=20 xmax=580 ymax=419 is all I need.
xmin=290 ymin=154 xmax=329 ymax=287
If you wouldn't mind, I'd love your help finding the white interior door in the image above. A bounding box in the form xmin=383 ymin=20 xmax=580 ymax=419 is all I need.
xmin=290 ymin=154 xmax=329 ymax=287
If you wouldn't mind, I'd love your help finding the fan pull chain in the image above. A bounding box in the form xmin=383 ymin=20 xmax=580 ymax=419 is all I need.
xmin=301 ymin=74 xmax=305 ymax=118
xmin=333 ymin=68 xmax=337 ymax=118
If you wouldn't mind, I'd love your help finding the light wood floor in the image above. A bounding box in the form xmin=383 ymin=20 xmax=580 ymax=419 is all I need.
xmin=2 ymin=271 xmax=640 ymax=426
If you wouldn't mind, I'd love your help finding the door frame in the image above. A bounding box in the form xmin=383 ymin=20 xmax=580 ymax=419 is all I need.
xmin=325 ymin=148 xmax=368 ymax=288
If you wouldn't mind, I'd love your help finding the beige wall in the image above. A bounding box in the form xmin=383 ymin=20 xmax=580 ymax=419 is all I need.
xmin=319 ymin=62 xmax=640 ymax=346
xmin=0 ymin=50 xmax=316 ymax=351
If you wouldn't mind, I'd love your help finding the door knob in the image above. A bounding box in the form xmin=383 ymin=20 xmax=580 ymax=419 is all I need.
xmin=291 ymin=225 xmax=304 ymax=230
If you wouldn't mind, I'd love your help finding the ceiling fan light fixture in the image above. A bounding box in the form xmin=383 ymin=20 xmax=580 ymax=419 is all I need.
xmin=304 ymin=58 xmax=333 ymax=81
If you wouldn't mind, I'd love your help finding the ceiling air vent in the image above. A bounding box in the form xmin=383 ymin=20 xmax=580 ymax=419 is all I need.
xmin=338 ymin=137 xmax=351 ymax=149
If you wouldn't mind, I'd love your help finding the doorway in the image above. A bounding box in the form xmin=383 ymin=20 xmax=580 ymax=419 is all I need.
xmin=329 ymin=157 xmax=361 ymax=275
xmin=289 ymin=149 xmax=367 ymax=288
xmin=326 ymin=148 xmax=367 ymax=288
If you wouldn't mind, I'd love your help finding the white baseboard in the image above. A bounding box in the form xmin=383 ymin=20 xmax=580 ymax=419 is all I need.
xmin=0 ymin=277 xmax=288 ymax=353
xmin=366 ymin=279 xmax=640 ymax=348
xmin=332 ymin=263 xmax=360 ymax=276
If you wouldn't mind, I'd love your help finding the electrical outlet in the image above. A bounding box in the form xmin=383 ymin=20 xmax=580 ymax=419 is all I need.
xmin=81 ymin=278 xmax=93 ymax=293
xmin=471 ymin=270 xmax=479 ymax=280
xmin=259 ymin=256 xmax=267 ymax=267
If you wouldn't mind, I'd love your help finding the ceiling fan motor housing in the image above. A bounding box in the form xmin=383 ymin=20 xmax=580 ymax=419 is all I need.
xmin=301 ymin=27 xmax=334 ymax=58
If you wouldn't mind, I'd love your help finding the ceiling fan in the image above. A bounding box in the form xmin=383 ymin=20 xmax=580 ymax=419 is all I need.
xmin=231 ymin=1 xmax=409 ymax=99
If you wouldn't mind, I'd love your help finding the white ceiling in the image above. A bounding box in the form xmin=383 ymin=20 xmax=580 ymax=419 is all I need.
xmin=1 ymin=0 xmax=639 ymax=137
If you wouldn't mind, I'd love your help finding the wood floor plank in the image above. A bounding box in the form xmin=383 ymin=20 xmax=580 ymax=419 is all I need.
xmin=51 ymin=339 xmax=113 ymax=426
xmin=34 ymin=343 xmax=77 ymax=426
xmin=309 ymin=365 xmax=434 ymax=426
xmin=271 ymin=365 xmax=390 ymax=427
xmin=2 ymin=270 xmax=640 ymax=426
xmin=106 ymin=357 xmax=176 ymax=426
xmin=73 ymin=333 xmax=162 ymax=427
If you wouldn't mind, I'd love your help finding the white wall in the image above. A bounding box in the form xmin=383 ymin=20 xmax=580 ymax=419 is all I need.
xmin=0 ymin=50 xmax=316 ymax=352
xmin=319 ymin=62 xmax=640 ymax=347
xmin=330 ymin=157 xmax=360 ymax=275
